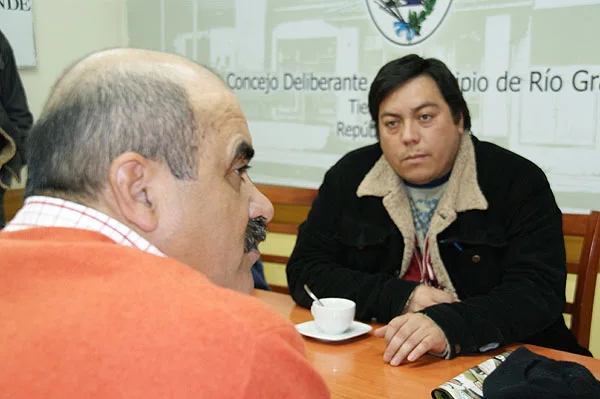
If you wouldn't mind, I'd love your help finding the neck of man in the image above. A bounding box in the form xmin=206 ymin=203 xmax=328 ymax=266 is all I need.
xmin=403 ymin=169 xmax=452 ymax=189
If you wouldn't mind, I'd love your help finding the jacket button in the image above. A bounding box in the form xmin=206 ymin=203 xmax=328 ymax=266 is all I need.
xmin=454 ymin=344 xmax=461 ymax=354
xmin=394 ymin=270 xmax=401 ymax=277
xmin=472 ymin=254 xmax=481 ymax=263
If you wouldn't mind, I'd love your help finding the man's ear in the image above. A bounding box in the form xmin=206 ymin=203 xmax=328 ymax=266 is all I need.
xmin=108 ymin=152 xmax=159 ymax=232
xmin=457 ymin=113 xmax=465 ymax=135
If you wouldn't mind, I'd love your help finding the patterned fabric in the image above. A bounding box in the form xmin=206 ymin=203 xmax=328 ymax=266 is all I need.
xmin=405 ymin=182 xmax=448 ymax=250
xmin=4 ymin=195 xmax=165 ymax=257
xmin=404 ymin=238 xmax=440 ymax=288
xmin=402 ymin=181 xmax=448 ymax=286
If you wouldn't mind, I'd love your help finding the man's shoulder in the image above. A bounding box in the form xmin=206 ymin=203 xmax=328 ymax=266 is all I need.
xmin=161 ymin=279 xmax=304 ymax=360
xmin=473 ymin=136 xmax=546 ymax=179
xmin=326 ymin=143 xmax=381 ymax=181
xmin=1 ymin=228 xmax=294 ymax=335
xmin=208 ymin=289 xmax=299 ymax=336
xmin=320 ymin=143 xmax=382 ymax=194
xmin=1 ymin=229 xmax=300 ymax=354
xmin=0 ymin=233 xmax=312 ymax=398
xmin=335 ymin=142 xmax=382 ymax=168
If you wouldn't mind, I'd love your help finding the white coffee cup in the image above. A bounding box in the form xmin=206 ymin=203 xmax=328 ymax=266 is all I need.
xmin=311 ymin=298 xmax=356 ymax=335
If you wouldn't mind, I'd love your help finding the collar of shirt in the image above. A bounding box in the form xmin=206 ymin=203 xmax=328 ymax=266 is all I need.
xmin=4 ymin=195 xmax=165 ymax=257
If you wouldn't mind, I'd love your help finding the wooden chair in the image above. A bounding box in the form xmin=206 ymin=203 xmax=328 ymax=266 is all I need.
xmin=3 ymin=188 xmax=24 ymax=222
xmin=562 ymin=211 xmax=600 ymax=349
xmin=256 ymin=184 xmax=318 ymax=294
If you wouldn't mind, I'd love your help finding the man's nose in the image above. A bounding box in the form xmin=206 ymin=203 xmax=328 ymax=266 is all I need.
xmin=250 ymin=185 xmax=274 ymax=223
xmin=400 ymin=121 xmax=420 ymax=144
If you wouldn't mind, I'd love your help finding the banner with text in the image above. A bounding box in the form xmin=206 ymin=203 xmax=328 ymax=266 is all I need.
xmin=127 ymin=0 xmax=600 ymax=211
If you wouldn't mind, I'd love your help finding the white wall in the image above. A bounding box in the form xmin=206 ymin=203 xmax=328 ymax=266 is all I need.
xmin=20 ymin=0 xmax=128 ymax=119
xmin=12 ymin=0 xmax=128 ymax=187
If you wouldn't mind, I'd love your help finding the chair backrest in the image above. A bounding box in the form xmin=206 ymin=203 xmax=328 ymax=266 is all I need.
xmin=257 ymin=184 xmax=318 ymax=293
xmin=562 ymin=211 xmax=600 ymax=349
xmin=3 ymin=188 xmax=24 ymax=222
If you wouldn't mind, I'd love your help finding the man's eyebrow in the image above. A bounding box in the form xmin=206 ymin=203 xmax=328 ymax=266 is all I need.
xmin=380 ymin=102 xmax=440 ymax=118
xmin=411 ymin=102 xmax=440 ymax=113
xmin=232 ymin=141 xmax=255 ymax=164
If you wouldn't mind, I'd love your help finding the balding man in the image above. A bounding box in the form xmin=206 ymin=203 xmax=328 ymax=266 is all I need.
xmin=0 ymin=49 xmax=329 ymax=398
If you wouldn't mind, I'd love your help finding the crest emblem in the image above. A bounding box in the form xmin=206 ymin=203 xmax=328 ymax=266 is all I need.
xmin=366 ymin=0 xmax=453 ymax=46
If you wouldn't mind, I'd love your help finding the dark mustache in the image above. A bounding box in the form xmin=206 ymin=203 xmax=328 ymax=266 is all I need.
xmin=244 ymin=216 xmax=267 ymax=253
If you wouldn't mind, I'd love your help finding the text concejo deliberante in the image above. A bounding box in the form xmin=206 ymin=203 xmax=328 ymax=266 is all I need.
xmin=226 ymin=72 xmax=369 ymax=94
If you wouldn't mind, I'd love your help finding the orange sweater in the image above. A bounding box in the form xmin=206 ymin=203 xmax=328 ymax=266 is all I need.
xmin=0 ymin=227 xmax=330 ymax=398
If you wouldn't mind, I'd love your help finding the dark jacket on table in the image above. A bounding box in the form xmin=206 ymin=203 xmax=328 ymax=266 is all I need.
xmin=0 ymin=29 xmax=33 ymax=190
xmin=287 ymin=133 xmax=590 ymax=358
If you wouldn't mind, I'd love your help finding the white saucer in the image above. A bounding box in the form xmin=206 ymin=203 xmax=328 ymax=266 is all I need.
xmin=295 ymin=320 xmax=372 ymax=342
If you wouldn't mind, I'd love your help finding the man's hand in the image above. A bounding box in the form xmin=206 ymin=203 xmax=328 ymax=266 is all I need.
xmin=404 ymin=284 xmax=457 ymax=313
xmin=374 ymin=313 xmax=447 ymax=366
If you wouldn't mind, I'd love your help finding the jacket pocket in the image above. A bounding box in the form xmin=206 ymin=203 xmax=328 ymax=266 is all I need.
xmin=336 ymin=217 xmax=398 ymax=273
xmin=439 ymin=231 xmax=508 ymax=297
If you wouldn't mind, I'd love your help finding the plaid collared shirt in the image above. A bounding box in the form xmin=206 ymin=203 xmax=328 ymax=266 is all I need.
xmin=4 ymin=195 xmax=165 ymax=257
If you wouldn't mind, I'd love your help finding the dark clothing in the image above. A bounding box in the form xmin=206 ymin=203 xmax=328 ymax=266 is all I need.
xmin=0 ymin=186 xmax=4 ymax=227
xmin=0 ymin=30 xmax=33 ymax=226
xmin=483 ymin=346 xmax=600 ymax=399
xmin=287 ymin=134 xmax=590 ymax=358
xmin=252 ymin=259 xmax=271 ymax=291
xmin=0 ymin=186 xmax=5 ymax=228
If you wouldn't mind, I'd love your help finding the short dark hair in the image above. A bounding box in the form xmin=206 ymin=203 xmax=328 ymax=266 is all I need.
xmin=368 ymin=54 xmax=471 ymax=137
xmin=26 ymin=68 xmax=199 ymax=199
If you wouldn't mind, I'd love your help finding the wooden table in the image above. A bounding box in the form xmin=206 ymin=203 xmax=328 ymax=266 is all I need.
xmin=255 ymin=290 xmax=600 ymax=399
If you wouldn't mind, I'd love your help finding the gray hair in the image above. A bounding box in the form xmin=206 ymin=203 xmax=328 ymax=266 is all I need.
xmin=26 ymin=66 xmax=199 ymax=199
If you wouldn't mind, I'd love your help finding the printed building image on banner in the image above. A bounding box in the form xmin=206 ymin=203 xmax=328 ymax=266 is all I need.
xmin=127 ymin=0 xmax=600 ymax=211
xmin=0 ymin=0 xmax=36 ymax=68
